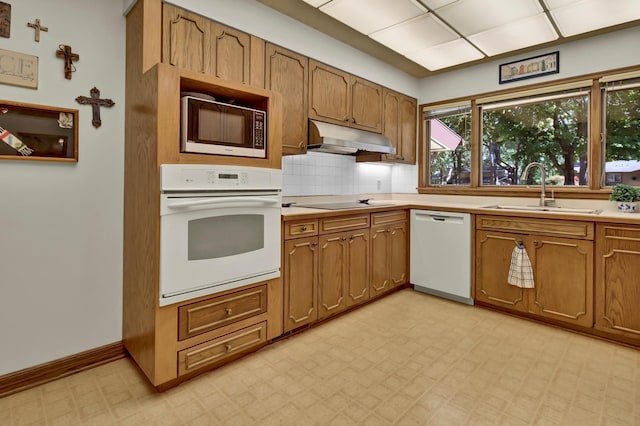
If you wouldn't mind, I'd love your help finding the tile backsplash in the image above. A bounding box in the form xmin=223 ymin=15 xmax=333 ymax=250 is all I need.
xmin=282 ymin=151 xmax=417 ymax=196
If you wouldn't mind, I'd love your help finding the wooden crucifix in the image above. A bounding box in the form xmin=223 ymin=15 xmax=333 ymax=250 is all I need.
xmin=76 ymin=87 xmax=115 ymax=128
xmin=56 ymin=45 xmax=79 ymax=79
xmin=27 ymin=18 xmax=48 ymax=42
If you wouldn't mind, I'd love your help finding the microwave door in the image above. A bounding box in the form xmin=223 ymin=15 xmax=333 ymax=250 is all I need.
xmin=182 ymin=97 xmax=265 ymax=158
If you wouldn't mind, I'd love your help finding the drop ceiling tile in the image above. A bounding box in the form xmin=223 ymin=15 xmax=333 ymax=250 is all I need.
xmin=407 ymin=38 xmax=484 ymax=70
xmin=436 ymin=0 xmax=543 ymax=36
xmin=301 ymin=0 xmax=330 ymax=7
xmin=547 ymin=0 xmax=640 ymax=37
xmin=370 ymin=13 xmax=458 ymax=55
xmin=468 ymin=13 xmax=558 ymax=56
xmin=319 ymin=0 xmax=426 ymax=35
xmin=419 ymin=0 xmax=457 ymax=9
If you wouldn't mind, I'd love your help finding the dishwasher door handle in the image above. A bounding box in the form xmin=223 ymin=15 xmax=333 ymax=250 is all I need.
xmin=414 ymin=212 xmax=464 ymax=224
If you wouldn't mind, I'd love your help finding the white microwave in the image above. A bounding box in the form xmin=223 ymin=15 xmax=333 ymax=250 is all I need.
xmin=181 ymin=95 xmax=266 ymax=158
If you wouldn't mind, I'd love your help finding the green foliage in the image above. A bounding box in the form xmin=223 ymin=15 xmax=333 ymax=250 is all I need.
xmin=609 ymin=184 xmax=640 ymax=202
xmin=482 ymin=94 xmax=589 ymax=186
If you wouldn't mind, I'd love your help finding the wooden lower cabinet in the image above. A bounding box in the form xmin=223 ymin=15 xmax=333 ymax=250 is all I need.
xmin=596 ymin=224 xmax=640 ymax=340
xmin=370 ymin=211 xmax=408 ymax=298
xmin=283 ymin=211 xmax=405 ymax=329
xmin=318 ymin=229 xmax=370 ymax=320
xmin=475 ymin=230 xmax=528 ymax=312
xmin=475 ymin=216 xmax=594 ymax=328
xmin=283 ymin=236 xmax=318 ymax=332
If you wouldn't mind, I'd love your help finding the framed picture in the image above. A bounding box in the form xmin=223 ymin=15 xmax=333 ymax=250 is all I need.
xmin=499 ymin=51 xmax=559 ymax=84
xmin=0 ymin=100 xmax=78 ymax=162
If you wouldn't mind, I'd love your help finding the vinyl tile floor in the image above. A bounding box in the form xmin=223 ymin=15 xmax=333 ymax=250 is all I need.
xmin=1 ymin=289 xmax=639 ymax=425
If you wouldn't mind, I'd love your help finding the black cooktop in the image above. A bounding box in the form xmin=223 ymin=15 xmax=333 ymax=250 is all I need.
xmin=297 ymin=202 xmax=395 ymax=210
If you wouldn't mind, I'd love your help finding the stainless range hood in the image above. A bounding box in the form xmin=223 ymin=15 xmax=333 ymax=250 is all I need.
xmin=308 ymin=120 xmax=396 ymax=155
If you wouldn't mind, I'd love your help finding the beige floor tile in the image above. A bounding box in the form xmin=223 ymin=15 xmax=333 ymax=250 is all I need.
xmin=5 ymin=289 xmax=640 ymax=426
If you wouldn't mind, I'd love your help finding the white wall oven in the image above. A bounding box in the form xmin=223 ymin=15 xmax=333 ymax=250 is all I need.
xmin=159 ymin=164 xmax=281 ymax=306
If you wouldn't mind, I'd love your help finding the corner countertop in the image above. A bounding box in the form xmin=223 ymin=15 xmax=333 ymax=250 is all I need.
xmin=281 ymin=193 xmax=640 ymax=224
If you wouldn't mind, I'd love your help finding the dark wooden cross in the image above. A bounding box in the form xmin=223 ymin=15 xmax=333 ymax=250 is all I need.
xmin=56 ymin=45 xmax=79 ymax=80
xmin=76 ymin=87 xmax=115 ymax=128
xmin=27 ymin=18 xmax=48 ymax=42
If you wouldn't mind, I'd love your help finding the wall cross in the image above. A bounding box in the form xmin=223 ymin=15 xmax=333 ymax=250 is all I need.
xmin=76 ymin=87 xmax=115 ymax=128
xmin=27 ymin=18 xmax=48 ymax=42
xmin=55 ymin=45 xmax=79 ymax=80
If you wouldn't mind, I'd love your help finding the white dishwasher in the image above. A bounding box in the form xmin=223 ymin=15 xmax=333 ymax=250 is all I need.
xmin=410 ymin=210 xmax=473 ymax=305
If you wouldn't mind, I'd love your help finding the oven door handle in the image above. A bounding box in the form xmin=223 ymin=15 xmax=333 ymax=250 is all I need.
xmin=166 ymin=196 xmax=280 ymax=209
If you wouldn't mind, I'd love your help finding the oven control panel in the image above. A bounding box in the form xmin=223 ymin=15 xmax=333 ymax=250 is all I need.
xmin=161 ymin=164 xmax=282 ymax=192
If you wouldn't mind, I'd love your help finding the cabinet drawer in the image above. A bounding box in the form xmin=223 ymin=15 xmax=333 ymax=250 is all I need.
xmin=285 ymin=219 xmax=319 ymax=239
xmin=178 ymin=285 xmax=267 ymax=341
xmin=476 ymin=215 xmax=594 ymax=240
xmin=178 ymin=322 xmax=267 ymax=375
xmin=371 ymin=210 xmax=407 ymax=226
xmin=320 ymin=214 xmax=370 ymax=234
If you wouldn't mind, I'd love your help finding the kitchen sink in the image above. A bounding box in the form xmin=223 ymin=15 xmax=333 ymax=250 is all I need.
xmin=484 ymin=205 xmax=602 ymax=215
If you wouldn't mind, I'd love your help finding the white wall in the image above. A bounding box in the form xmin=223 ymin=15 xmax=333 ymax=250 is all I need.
xmin=0 ymin=0 xmax=125 ymax=375
xmin=418 ymin=25 xmax=640 ymax=104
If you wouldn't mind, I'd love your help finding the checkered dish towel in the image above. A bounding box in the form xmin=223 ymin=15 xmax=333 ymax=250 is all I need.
xmin=507 ymin=243 xmax=534 ymax=288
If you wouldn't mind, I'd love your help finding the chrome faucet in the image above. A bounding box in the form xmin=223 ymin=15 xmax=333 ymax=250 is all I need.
xmin=521 ymin=162 xmax=553 ymax=207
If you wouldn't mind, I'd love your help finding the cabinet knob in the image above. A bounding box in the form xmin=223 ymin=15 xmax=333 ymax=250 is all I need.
xmin=344 ymin=117 xmax=350 ymax=122
xmin=533 ymin=240 xmax=541 ymax=248
xmin=225 ymin=344 xmax=232 ymax=352
xmin=350 ymin=235 xmax=356 ymax=240
xmin=341 ymin=236 xmax=347 ymax=241
xmin=301 ymin=225 xmax=308 ymax=231
xmin=226 ymin=308 xmax=232 ymax=316
xmin=311 ymin=242 xmax=318 ymax=247
xmin=351 ymin=118 xmax=356 ymax=123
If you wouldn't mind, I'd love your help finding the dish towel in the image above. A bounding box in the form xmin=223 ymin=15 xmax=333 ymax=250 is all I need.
xmin=507 ymin=243 xmax=535 ymax=288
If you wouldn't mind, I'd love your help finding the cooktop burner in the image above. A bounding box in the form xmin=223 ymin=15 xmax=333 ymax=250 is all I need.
xmin=297 ymin=202 xmax=395 ymax=210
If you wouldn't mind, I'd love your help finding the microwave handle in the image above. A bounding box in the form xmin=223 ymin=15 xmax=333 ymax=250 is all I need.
xmin=167 ymin=196 xmax=280 ymax=209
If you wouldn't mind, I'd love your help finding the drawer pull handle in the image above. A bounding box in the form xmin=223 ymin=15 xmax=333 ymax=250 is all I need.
xmin=226 ymin=308 xmax=232 ymax=316
xmin=301 ymin=225 xmax=308 ymax=231
xmin=225 ymin=344 xmax=232 ymax=352
xmin=350 ymin=235 xmax=355 ymax=240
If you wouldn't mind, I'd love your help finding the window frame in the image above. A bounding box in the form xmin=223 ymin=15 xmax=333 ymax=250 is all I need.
xmin=417 ymin=67 xmax=640 ymax=199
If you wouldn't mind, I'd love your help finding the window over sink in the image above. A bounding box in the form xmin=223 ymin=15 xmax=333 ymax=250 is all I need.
xmin=418 ymin=66 xmax=640 ymax=198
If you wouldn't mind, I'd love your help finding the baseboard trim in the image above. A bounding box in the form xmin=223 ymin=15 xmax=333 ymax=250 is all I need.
xmin=0 ymin=341 xmax=127 ymax=398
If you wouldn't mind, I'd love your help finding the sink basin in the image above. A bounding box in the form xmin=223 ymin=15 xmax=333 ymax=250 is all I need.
xmin=484 ymin=205 xmax=602 ymax=215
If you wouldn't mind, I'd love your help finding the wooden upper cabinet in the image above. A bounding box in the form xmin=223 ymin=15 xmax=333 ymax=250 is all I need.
xmin=309 ymin=60 xmax=351 ymax=125
xmin=309 ymin=60 xmax=383 ymax=132
xmin=162 ymin=4 xmax=264 ymax=87
xmin=210 ymin=22 xmax=250 ymax=85
xmin=163 ymin=4 xmax=210 ymax=74
xmin=382 ymin=88 xmax=417 ymax=164
xmin=350 ymin=77 xmax=383 ymax=132
xmin=266 ymin=43 xmax=308 ymax=155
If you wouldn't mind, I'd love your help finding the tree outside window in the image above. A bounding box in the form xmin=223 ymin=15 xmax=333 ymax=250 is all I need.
xmin=481 ymin=91 xmax=589 ymax=186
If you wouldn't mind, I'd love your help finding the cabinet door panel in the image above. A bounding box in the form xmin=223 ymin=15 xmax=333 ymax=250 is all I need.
xmin=347 ymin=229 xmax=370 ymax=306
xmin=398 ymin=95 xmax=417 ymax=164
xmin=318 ymin=234 xmax=347 ymax=320
xmin=529 ymin=237 xmax=593 ymax=327
xmin=382 ymin=89 xmax=400 ymax=162
xmin=309 ymin=60 xmax=350 ymax=125
xmin=162 ymin=4 xmax=210 ymax=74
xmin=211 ymin=23 xmax=250 ymax=84
xmin=596 ymin=225 xmax=640 ymax=338
xmin=284 ymin=237 xmax=318 ymax=331
xmin=350 ymin=77 xmax=382 ymax=132
xmin=266 ymin=44 xmax=308 ymax=155
xmin=389 ymin=222 xmax=408 ymax=286
xmin=475 ymin=230 xmax=527 ymax=312
xmin=370 ymin=225 xmax=390 ymax=297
